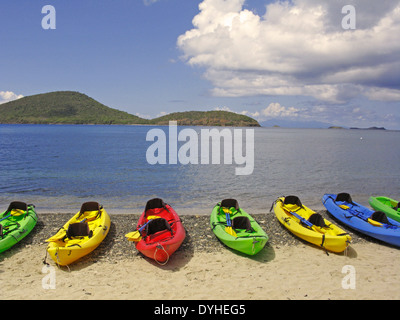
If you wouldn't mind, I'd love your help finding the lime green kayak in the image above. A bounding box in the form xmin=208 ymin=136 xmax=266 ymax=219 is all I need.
xmin=0 ymin=202 xmax=38 ymax=253
xmin=210 ymin=199 xmax=268 ymax=255
xmin=369 ymin=196 xmax=400 ymax=222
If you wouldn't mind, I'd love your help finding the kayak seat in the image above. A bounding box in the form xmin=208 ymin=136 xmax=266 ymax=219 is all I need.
xmin=0 ymin=224 xmax=3 ymax=237
xmin=145 ymin=217 xmax=172 ymax=236
xmin=283 ymin=195 xmax=303 ymax=207
xmin=145 ymin=198 xmax=166 ymax=212
xmin=67 ymin=221 xmax=91 ymax=238
xmin=370 ymin=211 xmax=390 ymax=225
xmin=308 ymin=213 xmax=327 ymax=228
xmin=6 ymin=201 xmax=28 ymax=213
xmin=395 ymin=202 xmax=400 ymax=211
xmin=232 ymin=216 xmax=254 ymax=232
xmin=220 ymin=199 xmax=239 ymax=210
xmin=79 ymin=202 xmax=102 ymax=220
xmin=335 ymin=193 xmax=353 ymax=204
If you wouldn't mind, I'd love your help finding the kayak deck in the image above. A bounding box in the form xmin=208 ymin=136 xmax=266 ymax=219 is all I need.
xmin=210 ymin=199 xmax=268 ymax=255
xmin=273 ymin=196 xmax=351 ymax=253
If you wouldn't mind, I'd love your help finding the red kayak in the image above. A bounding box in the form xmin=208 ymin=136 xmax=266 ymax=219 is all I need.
xmin=135 ymin=198 xmax=185 ymax=265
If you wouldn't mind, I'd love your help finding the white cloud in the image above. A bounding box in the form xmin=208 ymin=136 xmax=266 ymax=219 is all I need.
xmin=261 ymin=102 xmax=300 ymax=118
xmin=214 ymin=106 xmax=233 ymax=112
xmin=0 ymin=91 xmax=24 ymax=104
xmin=241 ymin=110 xmax=259 ymax=118
xmin=178 ymin=0 xmax=400 ymax=103
xmin=364 ymin=87 xmax=400 ymax=101
xmin=156 ymin=111 xmax=168 ymax=117
xmin=215 ymin=102 xmax=300 ymax=120
xmin=214 ymin=100 xmax=381 ymax=126
xmin=135 ymin=112 xmax=152 ymax=119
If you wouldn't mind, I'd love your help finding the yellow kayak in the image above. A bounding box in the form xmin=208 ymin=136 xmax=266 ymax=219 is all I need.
xmin=46 ymin=202 xmax=110 ymax=266
xmin=273 ymin=196 xmax=351 ymax=253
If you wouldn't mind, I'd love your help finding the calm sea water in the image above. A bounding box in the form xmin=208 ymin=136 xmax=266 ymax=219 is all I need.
xmin=0 ymin=124 xmax=399 ymax=215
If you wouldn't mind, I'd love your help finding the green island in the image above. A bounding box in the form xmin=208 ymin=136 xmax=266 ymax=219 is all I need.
xmin=0 ymin=91 xmax=260 ymax=127
xmin=328 ymin=126 xmax=345 ymax=129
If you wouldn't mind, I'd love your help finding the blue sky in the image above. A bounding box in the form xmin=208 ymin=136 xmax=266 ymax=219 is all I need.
xmin=1 ymin=0 xmax=400 ymax=129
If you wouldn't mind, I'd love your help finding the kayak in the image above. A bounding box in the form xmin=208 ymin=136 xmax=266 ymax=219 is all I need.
xmin=126 ymin=198 xmax=185 ymax=265
xmin=323 ymin=193 xmax=400 ymax=247
xmin=210 ymin=199 xmax=268 ymax=255
xmin=273 ymin=196 xmax=351 ymax=253
xmin=46 ymin=202 xmax=110 ymax=266
xmin=369 ymin=196 xmax=400 ymax=222
xmin=0 ymin=202 xmax=38 ymax=253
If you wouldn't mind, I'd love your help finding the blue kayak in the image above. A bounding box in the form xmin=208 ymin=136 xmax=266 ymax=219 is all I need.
xmin=322 ymin=193 xmax=400 ymax=248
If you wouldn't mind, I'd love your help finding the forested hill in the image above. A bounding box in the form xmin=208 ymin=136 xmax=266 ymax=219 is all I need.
xmin=0 ymin=91 xmax=147 ymax=125
xmin=148 ymin=111 xmax=260 ymax=127
xmin=0 ymin=91 xmax=260 ymax=127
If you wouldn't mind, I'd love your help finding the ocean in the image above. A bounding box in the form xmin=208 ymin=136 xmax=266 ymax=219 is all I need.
xmin=0 ymin=124 xmax=399 ymax=215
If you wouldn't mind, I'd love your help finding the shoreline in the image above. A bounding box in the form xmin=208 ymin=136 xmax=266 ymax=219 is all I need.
xmin=0 ymin=201 xmax=342 ymax=217
xmin=1 ymin=212 xmax=399 ymax=300
xmin=2 ymin=123 xmax=400 ymax=131
xmin=6 ymin=211 xmax=373 ymax=255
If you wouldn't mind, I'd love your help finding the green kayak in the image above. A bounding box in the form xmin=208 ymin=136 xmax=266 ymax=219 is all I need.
xmin=369 ymin=196 xmax=400 ymax=222
xmin=210 ymin=199 xmax=268 ymax=255
xmin=0 ymin=202 xmax=38 ymax=253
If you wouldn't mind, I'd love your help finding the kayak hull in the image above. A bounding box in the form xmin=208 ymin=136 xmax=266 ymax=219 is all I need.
xmin=46 ymin=203 xmax=111 ymax=266
xmin=369 ymin=196 xmax=400 ymax=223
xmin=135 ymin=203 xmax=185 ymax=264
xmin=273 ymin=196 xmax=351 ymax=253
xmin=323 ymin=194 xmax=400 ymax=247
xmin=0 ymin=203 xmax=38 ymax=254
xmin=210 ymin=201 xmax=268 ymax=255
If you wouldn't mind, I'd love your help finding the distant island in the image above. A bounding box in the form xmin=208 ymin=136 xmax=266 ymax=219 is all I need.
xmin=329 ymin=126 xmax=386 ymax=130
xmin=328 ymin=126 xmax=345 ymax=129
xmin=350 ymin=126 xmax=386 ymax=130
xmin=0 ymin=91 xmax=260 ymax=127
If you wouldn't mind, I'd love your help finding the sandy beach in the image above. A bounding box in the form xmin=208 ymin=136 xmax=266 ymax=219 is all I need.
xmin=1 ymin=212 xmax=399 ymax=300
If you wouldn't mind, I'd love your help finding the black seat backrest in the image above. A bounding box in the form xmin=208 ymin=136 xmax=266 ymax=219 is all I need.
xmin=145 ymin=198 xmax=166 ymax=213
xmin=395 ymin=202 xmax=400 ymax=211
xmin=371 ymin=211 xmax=390 ymax=225
xmin=221 ymin=199 xmax=239 ymax=210
xmin=145 ymin=218 xmax=171 ymax=236
xmin=232 ymin=216 xmax=253 ymax=232
xmin=335 ymin=193 xmax=353 ymax=204
xmin=67 ymin=221 xmax=90 ymax=238
xmin=80 ymin=201 xmax=100 ymax=213
xmin=6 ymin=201 xmax=28 ymax=213
xmin=283 ymin=195 xmax=302 ymax=207
xmin=79 ymin=201 xmax=101 ymax=220
xmin=308 ymin=213 xmax=327 ymax=228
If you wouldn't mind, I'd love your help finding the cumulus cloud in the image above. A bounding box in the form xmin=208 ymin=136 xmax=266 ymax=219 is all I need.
xmin=364 ymin=87 xmax=400 ymax=101
xmin=0 ymin=91 xmax=24 ymax=104
xmin=215 ymin=101 xmax=387 ymax=127
xmin=177 ymin=0 xmax=400 ymax=103
xmin=213 ymin=105 xmax=255 ymax=117
xmin=261 ymin=102 xmax=300 ymax=118
xmin=216 ymin=102 xmax=301 ymax=120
